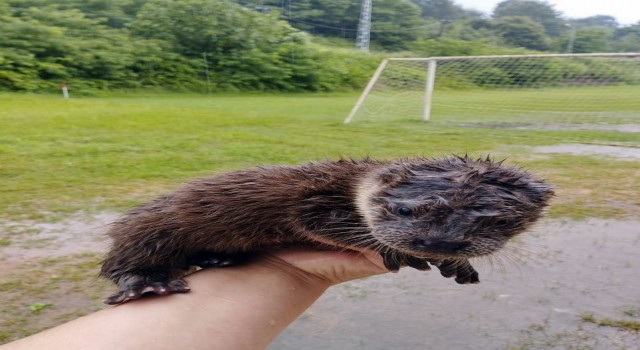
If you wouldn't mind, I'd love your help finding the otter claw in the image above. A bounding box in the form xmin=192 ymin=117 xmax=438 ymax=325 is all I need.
xmin=405 ymin=256 xmax=431 ymax=271
xmin=190 ymin=252 xmax=246 ymax=268
xmin=381 ymin=253 xmax=401 ymax=272
xmin=104 ymin=278 xmax=190 ymax=305
xmin=434 ymin=259 xmax=480 ymax=284
xmin=455 ymin=270 xmax=480 ymax=284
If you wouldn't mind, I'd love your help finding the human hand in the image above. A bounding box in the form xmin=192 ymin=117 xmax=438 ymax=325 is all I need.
xmin=261 ymin=249 xmax=389 ymax=286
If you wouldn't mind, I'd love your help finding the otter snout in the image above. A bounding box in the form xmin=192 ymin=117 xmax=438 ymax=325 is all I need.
xmin=411 ymin=238 xmax=471 ymax=254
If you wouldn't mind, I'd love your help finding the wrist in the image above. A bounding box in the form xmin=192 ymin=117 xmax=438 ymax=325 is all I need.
xmin=180 ymin=260 xmax=328 ymax=349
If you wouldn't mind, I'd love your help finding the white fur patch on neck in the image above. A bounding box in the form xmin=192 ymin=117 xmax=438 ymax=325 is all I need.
xmin=355 ymin=173 xmax=381 ymax=229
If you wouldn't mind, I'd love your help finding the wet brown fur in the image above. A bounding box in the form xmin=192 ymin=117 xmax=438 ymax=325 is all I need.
xmin=100 ymin=156 xmax=553 ymax=304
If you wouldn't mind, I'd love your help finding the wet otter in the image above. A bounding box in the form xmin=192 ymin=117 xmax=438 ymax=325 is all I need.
xmin=100 ymin=156 xmax=553 ymax=304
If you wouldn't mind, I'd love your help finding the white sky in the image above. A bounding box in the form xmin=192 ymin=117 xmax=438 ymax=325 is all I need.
xmin=455 ymin=0 xmax=640 ymax=25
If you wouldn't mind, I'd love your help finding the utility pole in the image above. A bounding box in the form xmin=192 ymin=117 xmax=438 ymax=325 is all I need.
xmin=566 ymin=25 xmax=577 ymax=53
xmin=355 ymin=0 xmax=372 ymax=51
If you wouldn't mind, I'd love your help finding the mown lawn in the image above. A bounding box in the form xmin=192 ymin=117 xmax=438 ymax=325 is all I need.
xmin=0 ymin=91 xmax=638 ymax=344
xmin=0 ymin=91 xmax=639 ymax=220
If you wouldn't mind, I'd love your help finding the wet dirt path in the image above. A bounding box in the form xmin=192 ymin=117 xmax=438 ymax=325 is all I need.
xmin=2 ymin=216 xmax=639 ymax=348
xmin=271 ymin=219 xmax=640 ymax=349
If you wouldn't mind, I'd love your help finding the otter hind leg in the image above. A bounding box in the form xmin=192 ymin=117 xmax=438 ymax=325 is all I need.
xmin=104 ymin=274 xmax=190 ymax=305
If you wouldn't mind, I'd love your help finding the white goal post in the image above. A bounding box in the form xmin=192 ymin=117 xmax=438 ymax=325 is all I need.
xmin=344 ymin=52 xmax=640 ymax=124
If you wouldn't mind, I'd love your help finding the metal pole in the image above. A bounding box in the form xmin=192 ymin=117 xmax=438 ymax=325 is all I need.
xmin=423 ymin=59 xmax=437 ymax=121
xmin=355 ymin=0 xmax=372 ymax=51
xmin=344 ymin=59 xmax=389 ymax=124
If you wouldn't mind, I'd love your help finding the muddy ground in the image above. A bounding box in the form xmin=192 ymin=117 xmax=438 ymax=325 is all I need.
xmin=271 ymin=218 xmax=640 ymax=349
xmin=1 ymin=214 xmax=639 ymax=349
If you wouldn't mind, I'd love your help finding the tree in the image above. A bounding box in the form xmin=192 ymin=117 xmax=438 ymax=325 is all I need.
xmin=411 ymin=0 xmax=462 ymax=20
xmin=570 ymin=27 xmax=612 ymax=53
xmin=571 ymin=15 xmax=618 ymax=29
xmin=493 ymin=16 xmax=550 ymax=50
xmin=612 ymin=22 xmax=640 ymax=52
xmin=233 ymin=0 xmax=425 ymax=51
xmin=370 ymin=0 xmax=423 ymax=50
xmin=132 ymin=0 xmax=340 ymax=91
xmin=7 ymin=0 xmax=145 ymax=28
xmin=493 ymin=0 xmax=565 ymax=37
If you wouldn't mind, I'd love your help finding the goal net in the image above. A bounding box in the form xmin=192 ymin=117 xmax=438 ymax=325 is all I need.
xmin=345 ymin=53 xmax=640 ymax=129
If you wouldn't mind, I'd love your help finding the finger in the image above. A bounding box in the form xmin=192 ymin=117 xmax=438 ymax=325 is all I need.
xmin=271 ymin=250 xmax=388 ymax=285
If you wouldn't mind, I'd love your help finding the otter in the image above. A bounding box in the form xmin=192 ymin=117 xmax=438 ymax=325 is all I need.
xmin=100 ymin=156 xmax=553 ymax=305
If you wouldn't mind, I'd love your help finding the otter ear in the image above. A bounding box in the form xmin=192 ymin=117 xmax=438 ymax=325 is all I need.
xmin=379 ymin=165 xmax=405 ymax=184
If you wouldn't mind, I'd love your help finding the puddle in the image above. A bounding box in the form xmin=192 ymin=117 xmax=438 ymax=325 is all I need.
xmin=0 ymin=212 xmax=118 ymax=260
xmin=534 ymin=144 xmax=640 ymax=160
xmin=574 ymin=123 xmax=640 ymax=133
xmin=453 ymin=122 xmax=640 ymax=133
xmin=271 ymin=219 xmax=640 ymax=349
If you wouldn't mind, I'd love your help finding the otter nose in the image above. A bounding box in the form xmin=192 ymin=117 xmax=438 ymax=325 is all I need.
xmin=412 ymin=238 xmax=469 ymax=252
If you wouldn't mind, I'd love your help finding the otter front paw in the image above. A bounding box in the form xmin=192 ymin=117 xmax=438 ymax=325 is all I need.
xmin=381 ymin=252 xmax=431 ymax=272
xmin=381 ymin=252 xmax=402 ymax=272
xmin=404 ymin=255 xmax=432 ymax=271
xmin=429 ymin=259 xmax=480 ymax=284
xmin=189 ymin=251 xmax=248 ymax=268
xmin=104 ymin=277 xmax=190 ymax=305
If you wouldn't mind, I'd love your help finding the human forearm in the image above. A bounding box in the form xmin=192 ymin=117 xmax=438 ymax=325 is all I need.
xmin=1 ymin=250 xmax=386 ymax=350
xmin=2 ymin=258 xmax=328 ymax=350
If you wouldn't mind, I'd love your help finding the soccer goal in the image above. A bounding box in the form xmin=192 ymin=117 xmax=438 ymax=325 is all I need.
xmin=344 ymin=53 xmax=640 ymax=125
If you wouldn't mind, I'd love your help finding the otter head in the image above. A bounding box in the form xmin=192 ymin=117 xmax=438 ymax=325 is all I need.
xmin=356 ymin=156 xmax=554 ymax=259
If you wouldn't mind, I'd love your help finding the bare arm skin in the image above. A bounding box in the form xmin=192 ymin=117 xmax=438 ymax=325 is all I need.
xmin=1 ymin=250 xmax=387 ymax=350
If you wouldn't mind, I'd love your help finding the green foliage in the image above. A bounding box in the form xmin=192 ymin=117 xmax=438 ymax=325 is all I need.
xmin=27 ymin=303 xmax=53 ymax=314
xmin=493 ymin=0 xmax=565 ymax=37
xmin=132 ymin=0 xmax=380 ymax=91
xmin=258 ymin=0 xmax=360 ymax=39
xmin=431 ymin=56 xmax=639 ymax=91
xmin=571 ymin=27 xmax=613 ymax=53
xmin=0 ymin=4 xmax=205 ymax=92
xmin=412 ymin=37 xmax=531 ymax=57
xmin=612 ymin=23 xmax=640 ymax=52
xmin=571 ymin=15 xmax=619 ymax=29
xmin=411 ymin=0 xmax=465 ymax=20
xmin=0 ymin=0 xmax=637 ymax=93
xmin=241 ymin=0 xmax=425 ymax=51
xmin=370 ymin=0 xmax=423 ymax=51
xmin=0 ymin=0 xmax=379 ymax=93
xmin=493 ymin=16 xmax=550 ymax=50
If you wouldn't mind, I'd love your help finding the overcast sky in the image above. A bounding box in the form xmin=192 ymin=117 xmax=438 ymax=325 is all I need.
xmin=455 ymin=0 xmax=640 ymax=25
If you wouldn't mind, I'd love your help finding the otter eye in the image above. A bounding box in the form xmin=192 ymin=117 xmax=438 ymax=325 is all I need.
xmin=397 ymin=207 xmax=412 ymax=217
xmin=495 ymin=219 xmax=509 ymax=227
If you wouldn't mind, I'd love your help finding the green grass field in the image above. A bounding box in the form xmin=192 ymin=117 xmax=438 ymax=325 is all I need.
xmin=355 ymin=85 xmax=640 ymax=127
xmin=0 ymin=91 xmax=639 ymax=343
xmin=1 ymin=91 xmax=638 ymax=220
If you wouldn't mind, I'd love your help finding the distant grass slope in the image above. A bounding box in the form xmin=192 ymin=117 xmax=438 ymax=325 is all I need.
xmin=0 ymin=92 xmax=638 ymax=220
